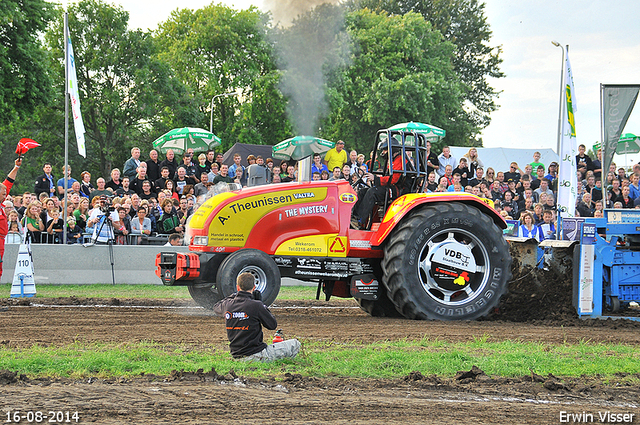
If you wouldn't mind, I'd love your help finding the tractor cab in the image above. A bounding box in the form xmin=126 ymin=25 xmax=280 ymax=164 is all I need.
xmin=357 ymin=129 xmax=431 ymax=229
xmin=371 ymin=128 xmax=430 ymax=194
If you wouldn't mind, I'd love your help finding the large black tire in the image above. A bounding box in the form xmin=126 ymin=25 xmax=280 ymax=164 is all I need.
xmin=216 ymin=249 xmax=281 ymax=306
xmin=188 ymin=284 xmax=223 ymax=310
xmin=356 ymin=285 xmax=403 ymax=317
xmin=382 ymin=203 xmax=511 ymax=320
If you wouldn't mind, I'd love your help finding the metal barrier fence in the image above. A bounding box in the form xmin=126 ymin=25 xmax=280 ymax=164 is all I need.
xmin=1 ymin=244 xmax=188 ymax=285
xmin=8 ymin=231 xmax=171 ymax=246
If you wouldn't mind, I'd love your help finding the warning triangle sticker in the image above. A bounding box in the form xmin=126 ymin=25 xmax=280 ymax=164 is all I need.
xmin=329 ymin=237 xmax=346 ymax=253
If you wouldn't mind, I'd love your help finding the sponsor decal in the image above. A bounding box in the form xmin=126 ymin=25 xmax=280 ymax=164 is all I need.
xmin=340 ymin=193 xmax=356 ymax=203
xmin=433 ymin=266 xmax=473 ymax=291
xmin=277 ymin=257 xmax=376 ymax=279
xmin=228 ymin=194 xmax=293 ymax=214
xmin=430 ymin=242 xmax=476 ymax=273
xmin=274 ymin=257 xmax=294 ymax=267
xmin=225 ymin=311 xmax=248 ymax=320
xmin=201 ymin=188 xmax=328 ymax=247
xmin=325 ymin=261 xmax=349 ymax=271
xmin=298 ymin=258 xmax=322 ymax=269
xmin=350 ymin=274 xmax=379 ymax=300
xmin=453 ymin=272 xmax=470 ymax=286
xmin=293 ymin=192 xmax=315 ymax=199
xmin=285 ymin=204 xmax=328 ymax=217
xmin=275 ymin=234 xmax=348 ymax=257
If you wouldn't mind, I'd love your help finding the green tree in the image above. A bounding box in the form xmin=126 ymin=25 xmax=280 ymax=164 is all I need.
xmin=350 ymin=0 xmax=504 ymax=135
xmin=45 ymin=0 xmax=190 ymax=178
xmin=155 ymin=4 xmax=289 ymax=149
xmin=0 ymin=105 xmax=68 ymax=194
xmin=0 ymin=0 xmax=55 ymax=126
xmin=232 ymin=70 xmax=293 ymax=145
xmin=321 ymin=9 xmax=468 ymax=152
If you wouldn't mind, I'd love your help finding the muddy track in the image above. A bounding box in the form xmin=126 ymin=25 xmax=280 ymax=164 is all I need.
xmin=0 ymin=294 xmax=639 ymax=424
xmin=1 ymin=263 xmax=639 ymax=424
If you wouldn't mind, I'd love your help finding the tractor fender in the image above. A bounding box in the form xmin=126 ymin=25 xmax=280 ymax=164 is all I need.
xmin=370 ymin=192 xmax=506 ymax=248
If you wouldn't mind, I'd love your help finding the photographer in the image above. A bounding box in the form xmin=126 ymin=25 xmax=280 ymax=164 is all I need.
xmin=213 ymin=272 xmax=300 ymax=362
xmin=86 ymin=195 xmax=121 ymax=244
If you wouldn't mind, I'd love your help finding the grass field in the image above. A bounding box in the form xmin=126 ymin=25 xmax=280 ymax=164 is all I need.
xmin=0 ymin=339 xmax=638 ymax=381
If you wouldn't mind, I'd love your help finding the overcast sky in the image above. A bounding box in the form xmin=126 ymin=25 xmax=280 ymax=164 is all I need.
xmin=67 ymin=0 xmax=640 ymax=162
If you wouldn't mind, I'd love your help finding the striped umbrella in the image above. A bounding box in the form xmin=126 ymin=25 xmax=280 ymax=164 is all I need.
xmin=152 ymin=127 xmax=221 ymax=155
xmin=272 ymin=136 xmax=335 ymax=160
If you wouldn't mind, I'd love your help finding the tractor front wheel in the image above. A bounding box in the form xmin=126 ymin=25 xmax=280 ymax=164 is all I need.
xmin=188 ymin=284 xmax=223 ymax=310
xmin=216 ymin=249 xmax=281 ymax=306
xmin=383 ymin=203 xmax=511 ymax=321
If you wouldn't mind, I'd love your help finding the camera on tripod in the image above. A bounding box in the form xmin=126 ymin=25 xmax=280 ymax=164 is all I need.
xmin=100 ymin=204 xmax=115 ymax=214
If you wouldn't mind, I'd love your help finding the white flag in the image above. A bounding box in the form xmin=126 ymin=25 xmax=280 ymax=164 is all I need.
xmin=557 ymin=52 xmax=577 ymax=218
xmin=67 ymin=34 xmax=86 ymax=157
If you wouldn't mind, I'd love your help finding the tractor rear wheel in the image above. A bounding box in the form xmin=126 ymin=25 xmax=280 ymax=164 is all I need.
xmin=188 ymin=284 xmax=223 ymax=310
xmin=216 ymin=249 xmax=281 ymax=306
xmin=382 ymin=203 xmax=511 ymax=320
xmin=356 ymin=284 xmax=403 ymax=317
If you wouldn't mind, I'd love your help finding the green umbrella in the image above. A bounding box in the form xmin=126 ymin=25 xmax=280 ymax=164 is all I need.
xmin=617 ymin=133 xmax=640 ymax=154
xmin=152 ymin=127 xmax=221 ymax=155
xmin=388 ymin=122 xmax=446 ymax=141
xmin=272 ymin=136 xmax=335 ymax=161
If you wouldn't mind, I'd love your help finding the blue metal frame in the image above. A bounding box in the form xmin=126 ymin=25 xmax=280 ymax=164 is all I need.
xmin=575 ymin=211 xmax=640 ymax=322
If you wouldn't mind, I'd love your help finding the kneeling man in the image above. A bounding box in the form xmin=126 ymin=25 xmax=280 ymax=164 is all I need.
xmin=214 ymin=272 xmax=300 ymax=362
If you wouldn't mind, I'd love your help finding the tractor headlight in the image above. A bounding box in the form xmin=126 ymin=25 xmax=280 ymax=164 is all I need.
xmin=192 ymin=236 xmax=208 ymax=246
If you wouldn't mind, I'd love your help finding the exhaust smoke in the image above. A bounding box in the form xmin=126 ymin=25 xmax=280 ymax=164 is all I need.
xmin=265 ymin=1 xmax=350 ymax=136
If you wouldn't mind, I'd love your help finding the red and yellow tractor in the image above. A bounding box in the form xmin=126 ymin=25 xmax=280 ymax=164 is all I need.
xmin=156 ymin=129 xmax=511 ymax=320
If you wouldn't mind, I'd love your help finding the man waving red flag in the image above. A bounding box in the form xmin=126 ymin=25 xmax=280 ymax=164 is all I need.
xmin=0 ymin=158 xmax=23 ymax=281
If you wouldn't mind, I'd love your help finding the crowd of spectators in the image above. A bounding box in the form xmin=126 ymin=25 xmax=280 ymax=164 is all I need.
xmin=3 ymin=140 xmax=634 ymax=246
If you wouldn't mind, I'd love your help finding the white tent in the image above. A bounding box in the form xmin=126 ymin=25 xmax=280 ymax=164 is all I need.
xmin=449 ymin=147 xmax=559 ymax=175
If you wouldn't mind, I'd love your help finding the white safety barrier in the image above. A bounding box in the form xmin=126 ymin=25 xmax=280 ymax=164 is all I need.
xmin=1 ymin=245 xmax=187 ymax=285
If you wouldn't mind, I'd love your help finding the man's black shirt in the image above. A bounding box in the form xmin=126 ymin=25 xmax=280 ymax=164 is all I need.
xmin=146 ymin=159 xmax=160 ymax=182
xmin=576 ymin=154 xmax=594 ymax=174
xmin=105 ymin=179 xmax=122 ymax=192
xmin=154 ymin=177 xmax=170 ymax=192
xmin=426 ymin=151 xmax=439 ymax=176
xmin=213 ymin=291 xmax=277 ymax=358
xmin=159 ymin=158 xmax=178 ymax=180
xmin=115 ymin=187 xmax=135 ymax=197
xmin=130 ymin=177 xmax=152 ymax=195
xmin=503 ymin=171 xmax=521 ymax=184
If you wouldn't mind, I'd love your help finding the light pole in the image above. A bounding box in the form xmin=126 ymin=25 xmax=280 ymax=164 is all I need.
xmin=210 ymin=92 xmax=236 ymax=133
xmin=551 ymin=41 xmax=566 ymax=155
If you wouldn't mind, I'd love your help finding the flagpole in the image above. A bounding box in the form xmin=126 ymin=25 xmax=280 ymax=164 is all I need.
xmin=560 ymin=43 xmax=569 ymax=237
xmin=551 ymin=41 xmax=565 ymax=155
xmin=600 ymin=84 xmax=606 ymax=192
xmin=63 ymin=13 xmax=69 ymax=244
xmin=552 ymin=41 xmax=566 ymax=239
